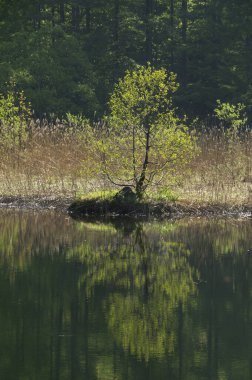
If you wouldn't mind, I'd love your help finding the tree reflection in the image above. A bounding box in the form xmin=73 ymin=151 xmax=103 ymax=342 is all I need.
xmin=67 ymin=223 xmax=198 ymax=361
xmin=0 ymin=211 xmax=252 ymax=379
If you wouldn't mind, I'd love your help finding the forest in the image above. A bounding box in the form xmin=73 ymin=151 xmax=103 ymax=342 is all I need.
xmin=0 ymin=0 xmax=252 ymax=119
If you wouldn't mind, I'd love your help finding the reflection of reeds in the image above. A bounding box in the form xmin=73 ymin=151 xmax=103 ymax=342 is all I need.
xmin=0 ymin=119 xmax=251 ymax=205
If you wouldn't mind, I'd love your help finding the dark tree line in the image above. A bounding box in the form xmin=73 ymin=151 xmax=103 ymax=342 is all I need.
xmin=0 ymin=0 xmax=252 ymax=119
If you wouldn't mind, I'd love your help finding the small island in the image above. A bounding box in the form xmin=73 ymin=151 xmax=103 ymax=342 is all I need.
xmin=67 ymin=189 xmax=252 ymax=219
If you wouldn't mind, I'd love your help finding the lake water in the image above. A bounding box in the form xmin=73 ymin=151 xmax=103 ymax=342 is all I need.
xmin=0 ymin=210 xmax=252 ymax=380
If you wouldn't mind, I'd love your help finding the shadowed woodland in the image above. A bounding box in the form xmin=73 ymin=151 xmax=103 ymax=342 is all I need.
xmin=1 ymin=0 xmax=252 ymax=118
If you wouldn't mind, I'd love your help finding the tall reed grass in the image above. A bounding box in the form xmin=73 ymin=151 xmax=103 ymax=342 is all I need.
xmin=181 ymin=125 xmax=252 ymax=205
xmin=0 ymin=118 xmax=251 ymax=205
xmin=0 ymin=119 xmax=92 ymax=198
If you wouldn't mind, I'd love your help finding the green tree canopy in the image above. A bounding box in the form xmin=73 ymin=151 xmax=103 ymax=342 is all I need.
xmin=98 ymin=65 xmax=196 ymax=198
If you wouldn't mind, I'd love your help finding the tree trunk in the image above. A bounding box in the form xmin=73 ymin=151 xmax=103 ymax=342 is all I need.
xmin=52 ymin=4 xmax=55 ymax=28
xmin=210 ymin=0 xmax=221 ymax=72
xmin=51 ymin=3 xmax=55 ymax=44
xmin=136 ymin=128 xmax=150 ymax=199
xmin=59 ymin=1 xmax=65 ymax=24
xmin=34 ymin=1 xmax=41 ymax=30
xmin=181 ymin=0 xmax=188 ymax=86
xmin=113 ymin=0 xmax=120 ymax=78
xmin=145 ymin=0 xmax=153 ymax=63
xmin=72 ymin=4 xmax=80 ymax=32
xmin=170 ymin=0 xmax=174 ymax=69
xmin=76 ymin=5 xmax=80 ymax=32
xmin=85 ymin=5 xmax=91 ymax=33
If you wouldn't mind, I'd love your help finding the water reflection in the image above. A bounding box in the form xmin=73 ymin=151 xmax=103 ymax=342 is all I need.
xmin=0 ymin=210 xmax=251 ymax=379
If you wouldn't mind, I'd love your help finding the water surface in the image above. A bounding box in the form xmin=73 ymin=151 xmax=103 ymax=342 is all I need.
xmin=0 ymin=210 xmax=252 ymax=380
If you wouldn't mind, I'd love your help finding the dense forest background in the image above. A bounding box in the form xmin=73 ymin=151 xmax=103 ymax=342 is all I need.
xmin=0 ymin=0 xmax=252 ymax=119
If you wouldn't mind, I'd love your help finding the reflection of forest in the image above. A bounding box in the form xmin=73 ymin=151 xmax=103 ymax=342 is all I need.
xmin=0 ymin=210 xmax=252 ymax=379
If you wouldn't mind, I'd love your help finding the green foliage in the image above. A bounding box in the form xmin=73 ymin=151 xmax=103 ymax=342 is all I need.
xmin=147 ymin=188 xmax=179 ymax=202
xmin=99 ymin=65 xmax=197 ymax=198
xmin=214 ymin=100 xmax=248 ymax=130
xmin=109 ymin=64 xmax=179 ymax=128
xmin=211 ymin=101 xmax=249 ymax=185
xmin=65 ymin=113 xmax=91 ymax=133
xmin=0 ymin=23 xmax=99 ymax=117
xmin=0 ymin=89 xmax=31 ymax=148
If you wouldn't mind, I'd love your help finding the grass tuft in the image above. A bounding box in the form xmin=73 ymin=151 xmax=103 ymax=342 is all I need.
xmin=145 ymin=189 xmax=179 ymax=203
xmin=78 ymin=190 xmax=118 ymax=201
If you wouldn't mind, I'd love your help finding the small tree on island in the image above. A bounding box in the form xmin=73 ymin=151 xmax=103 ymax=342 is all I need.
xmin=95 ymin=65 xmax=196 ymax=200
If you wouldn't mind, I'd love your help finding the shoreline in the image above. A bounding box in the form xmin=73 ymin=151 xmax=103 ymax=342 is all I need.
xmin=0 ymin=195 xmax=251 ymax=219
xmin=0 ymin=196 xmax=74 ymax=212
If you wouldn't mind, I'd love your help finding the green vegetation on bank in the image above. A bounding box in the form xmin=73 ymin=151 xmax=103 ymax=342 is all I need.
xmin=77 ymin=189 xmax=179 ymax=204
xmin=68 ymin=188 xmax=180 ymax=216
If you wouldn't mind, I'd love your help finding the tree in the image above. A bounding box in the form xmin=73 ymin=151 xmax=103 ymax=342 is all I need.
xmin=99 ymin=65 xmax=196 ymax=199
xmin=0 ymin=88 xmax=31 ymax=149
xmin=214 ymin=100 xmax=248 ymax=130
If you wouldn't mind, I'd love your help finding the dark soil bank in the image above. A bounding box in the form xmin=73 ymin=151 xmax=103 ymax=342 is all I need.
xmin=0 ymin=195 xmax=251 ymax=219
xmin=67 ymin=198 xmax=252 ymax=219
xmin=0 ymin=196 xmax=73 ymax=211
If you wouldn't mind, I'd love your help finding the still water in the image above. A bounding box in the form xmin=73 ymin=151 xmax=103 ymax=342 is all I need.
xmin=0 ymin=210 xmax=252 ymax=380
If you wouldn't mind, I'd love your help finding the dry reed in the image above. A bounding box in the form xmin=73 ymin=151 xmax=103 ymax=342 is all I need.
xmin=179 ymin=126 xmax=252 ymax=205
xmin=0 ymin=119 xmax=251 ymax=206
xmin=0 ymin=119 xmax=99 ymax=198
